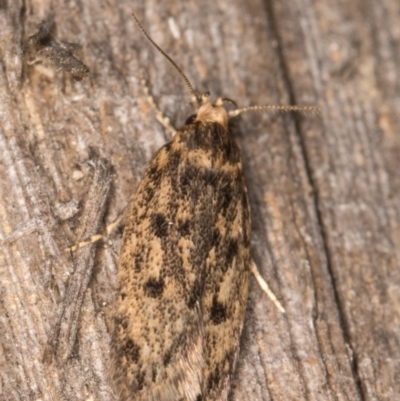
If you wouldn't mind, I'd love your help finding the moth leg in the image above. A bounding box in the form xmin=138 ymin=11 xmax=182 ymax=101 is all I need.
xmin=139 ymin=71 xmax=178 ymax=138
xmin=250 ymin=260 xmax=286 ymax=313
xmin=65 ymin=203 xmax=129 ymax=252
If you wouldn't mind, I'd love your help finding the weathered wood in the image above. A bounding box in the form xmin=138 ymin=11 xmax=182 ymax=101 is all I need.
xmin=0 ymin=0 xmax=398 ymax=400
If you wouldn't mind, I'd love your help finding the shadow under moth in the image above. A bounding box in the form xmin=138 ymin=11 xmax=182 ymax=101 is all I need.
xmin=111 ymin=12 xmax=319 ymax=401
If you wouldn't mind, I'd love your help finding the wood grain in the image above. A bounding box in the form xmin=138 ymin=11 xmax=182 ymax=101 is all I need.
xmin=0 ymin=0 xmax=398 ymax=400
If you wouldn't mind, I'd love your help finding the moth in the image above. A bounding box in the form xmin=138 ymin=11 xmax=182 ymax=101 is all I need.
xmin=111 ymin=12 xmax=319 ymax=401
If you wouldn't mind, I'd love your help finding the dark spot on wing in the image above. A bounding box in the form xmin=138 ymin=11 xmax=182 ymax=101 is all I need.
xmin=150 ymin=213 xmax=169 ymax=238
xmin=210 ymin=295 xmax=227 ymax=325
xmin=178 ymin=219 xmax=191 ymax=237
xmin=226 ymin=238 xmax=238 ymax=266
xmin=163 ymin=348 xmax=172 ymax=366
xmin=124 ymin=339 xmax=140 ymax=363
xmin=144 ymin=277 xmax=165 ymax=298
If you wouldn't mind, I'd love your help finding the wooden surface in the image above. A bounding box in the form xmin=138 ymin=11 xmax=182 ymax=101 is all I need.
xmin=0 ymin=0 xmax=399 ymax=400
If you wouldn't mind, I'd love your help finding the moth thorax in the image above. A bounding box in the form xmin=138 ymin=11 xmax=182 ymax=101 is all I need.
xmin=195 ymin=102 xmax=228 ymax=129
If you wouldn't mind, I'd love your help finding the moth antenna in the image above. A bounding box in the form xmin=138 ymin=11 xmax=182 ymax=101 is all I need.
xmin=229 ymin=104 xmax=321 ymax=118
xmin=132 ymin=12 xmax=198 ymax=106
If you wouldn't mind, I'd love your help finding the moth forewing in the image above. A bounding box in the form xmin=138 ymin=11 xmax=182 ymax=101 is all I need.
xmin=112 ymin=108 xmax=251 ymax=401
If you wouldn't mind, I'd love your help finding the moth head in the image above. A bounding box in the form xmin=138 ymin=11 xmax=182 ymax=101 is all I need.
xmin=194 ymin=102 xmax=228 ymax=129
xmin=191 ymin=95 xmax=243 ymax=129
xmin=186 ymin=94 xmax=237 ymax=129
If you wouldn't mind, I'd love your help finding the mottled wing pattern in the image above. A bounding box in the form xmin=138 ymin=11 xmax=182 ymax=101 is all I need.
xmin=112 ymin=121 xmax=251 ymax=401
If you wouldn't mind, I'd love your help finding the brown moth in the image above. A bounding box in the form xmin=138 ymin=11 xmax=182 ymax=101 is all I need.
xmin=111 ymin=12 xmax=318 ymax=401
xmin=112 ymin=96 xmax=250 ymax=400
